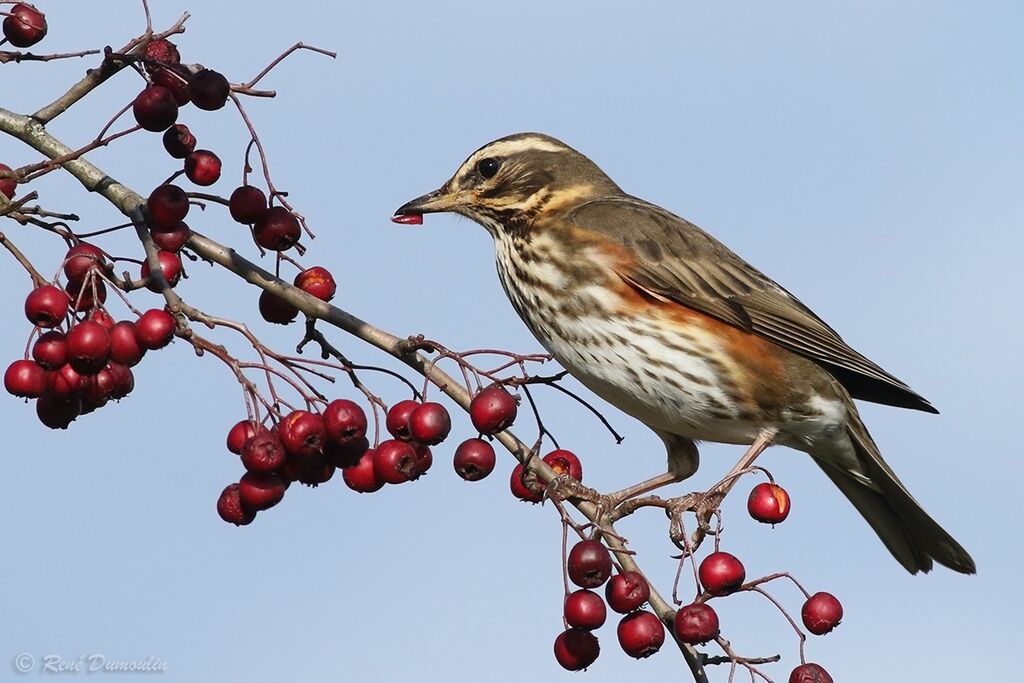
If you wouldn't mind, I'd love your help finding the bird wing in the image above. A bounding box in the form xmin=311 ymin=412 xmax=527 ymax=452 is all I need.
xmin=565 ymin=196 xmax=937 ymax=413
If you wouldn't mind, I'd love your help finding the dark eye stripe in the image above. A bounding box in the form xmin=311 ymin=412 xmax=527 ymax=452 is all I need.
xmin=477 ymin=157 xmax=501 ymax=179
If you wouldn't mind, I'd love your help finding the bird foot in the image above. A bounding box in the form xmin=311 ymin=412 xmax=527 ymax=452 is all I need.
xmin=664 ymin=486 xmax=727 ymax=553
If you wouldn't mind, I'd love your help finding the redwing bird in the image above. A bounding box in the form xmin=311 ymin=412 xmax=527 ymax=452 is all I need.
xmin=395 ymin=132 xmax=974 ymax=574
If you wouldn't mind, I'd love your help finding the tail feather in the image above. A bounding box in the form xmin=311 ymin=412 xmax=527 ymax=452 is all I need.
xmin=815 ymin=413 xmax=976 ymax=575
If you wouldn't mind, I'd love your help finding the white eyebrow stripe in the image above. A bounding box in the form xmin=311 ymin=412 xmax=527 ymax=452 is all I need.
xmin=476 ymin=137 xmax=567 ymax=158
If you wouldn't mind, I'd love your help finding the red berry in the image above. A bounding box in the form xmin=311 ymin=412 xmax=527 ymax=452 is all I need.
xmin=324 ymin=435 xmax=369 ymax=469
xmin=698 ymin=552 xmax=746 ymax=596
xmin=453 ymin=438 xmax=496 ymax=481
xmin=747 ymin=482 xmax=791 ymax=524
xmin=143 ymin=38 xmax=179 ymax=69
xmin=238 ymin=472 xmax=287 ymax=511
xmin=278 ymin=410 xmax=326 ymax=458
xmin=216 ymin=483 xmax=255 ymax=526
xmin=258 ymin=290 xmax=298 ymax=325
xmin=296 ymin=452 xmax=335 ymax=487
xmin=568 ymin=540 xmax=613 ymax=589
xmin=32 ymin=330 xmax=67 ymax=370
xmin=469 ymin=385 xmax=517 ymax=434
xmin=293 ymin=266 xmax=337 ymax=302
xmin=605 ymin=571 xmax=650 ymax=614
xmin=617 ymin=610 xmax=665 ymax=659
xmin=253 ymin=206 xmax=301 ymax=251
xmin=801 ymin=592 xmax=843 ymax=635
xmin=789 ymin=663 xmax=834 ymax=683
xmin=134 ymin=309 xmax=176 ymax=349
xmin=36 ymin=393 xmax=81 ymax=429
xmin=228 ymin=185 xmax=267 ymax=224
xmin=412 ymin=444 xmax=433 ymax=477
xmin=64 ymin=279 xmax=106 ymax=312
xmin=140 ymin=250 xmax=183 ymax=291
xmin=147 ymin=184 xmax=189 ymax=229
xmin=184 ymin=149 xmax=221 ymax=186
xmin=241 ymin=431 xmax=287 ymax=473
xmin=188 ymin=69 xmax=230 ymax=111
xmin=63 ymin=243 xmax=107 ymax=285
xmin=103 ymin=362 xmax=134 ymax=399
xmin=552 ymin=628 xmax=600 ymax=671
xmin=0 ymin=163 xmax=16 ymax=199
xmin=3 ymin=3 xmax=47 ymax=48
xmin=87 ymin=309 xmax=115 ymax=331
xmin=226 ymin=420 xmax=266 ymax=455
xmin=108 ymin=321 xmax=145 ymax=367
xmin=543 ymin=449 xmax=583 ymax=481
xmin=150 ymin=67 xmax=190 ymax=106
xmin=24 ymin=285 xmax=68 ymax=328
xmin=385 ymin=399 xmax=419 ymax=440
xmin=65 ymin=320 xmax=111 ymax=375
xmin=162 ymin=124 xmax=196 ymax=159
xmin=391 ymin=213 xmax=423 ymax=226
xmin=408 ymin=402 xmax=451 ymax=445
xmin=564 ymin=589 xmax=607 ymax=630
xmin=151 ymin=221 xmax=191 ymax=253
xmin=673 ymin=603 xmax=720 ymax=644
xmin=322 ymin=399 xmax=367 ymax=445
xmin=133 ymin=85 xmax=178 ymax=132
xmin=342 ymin=448 xmax=384 ymax=493
xmin=48 ymin=363 xmax=86 ymax=398
xmin=372 ymin=439 xmax=418 ymax=484
xmin=4 ymin=359 xmax=47 ymax=398
xmin=509 ymin=463 xmax=544 ymax=503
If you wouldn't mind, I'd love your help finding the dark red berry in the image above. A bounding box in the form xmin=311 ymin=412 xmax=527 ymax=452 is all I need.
xmin=253 ymin=206 xmax=301 ymax=251
xmin=24 ymin=285 xmax=68 ymax=328
xmin=226 ymin=420 xmax=266 ymax=455
xmin=184 ymin=149 xmax=221 ymax=186
xmin=408 ymin=402 xmax=451 ymax=445
xmin=217 ymin=483 xmax=255 ymax=526
xmin=108 ymin=321 xmax=145 ymax=366
xmin=151 ymin=221 xmax=191 ymax=253
xmin=65 ymin=320 xmax=111 ymax=375
xmin=801 ymin=592 xmax=843 ymax=635
xmin=150 ymin=67 xmax=190 ymax=105
xmin=103 ymin=362 xmax=134 ymax=399
xmin=747 ymin=482 xmax=791 ymax=524
xmin=143 ymin=38 xmax=179 ymax=69
xmin=36 ymin=393 xmax=82 ymax=429
xmin=32 ymin=331 xmax=67 ymax=370
xmin=147 ymin=184 xmax=189 ymax=229
xmin=509 ymin=463 xmax=544 ymax=503
xmin=134 ymin=309 xmax=176 ymax=349
xmin=188 ymin=69 xmax=230 ymax=111
xmin=238 ymin=472 xmax=287 ymax=511
xmin=617 ymin=610 xmax=665 ymax=659
xmin=605 ymin=571 xmax=651 ymax=614
xmin=65 ymin=279 xmax=106 ymax=312
xmin=673 ymin=603 xmax=720 ymax=644
xmin=698 ymin=552 xmax=746 ymax=596
xmin=293 ymin=266 xmax=336 ymax=302
xmin=322 ymin=399 xmax=367 ymax=445
xmin=228 ymin=185 xmax=267 ymax=224
xmin=0 ymin=163 xmax=16 ymax=198
xmin=372 ymin=439 xmax=418 ymax=484
xmin=87 ymin=309 xmax=115 ymax=331
xmin=469 ymin=385 xmax=517 ymax=434
xmin=48 ymin=363 xmax=86 ymax=399
xmin=133 ymin=85 xmax=178 ymax=132
xmin=296 ymin=452 xmax=335 ymax=487
xmin=324 ymin=435 xmax=368 ymax=469
xmin=258 ymin=290 xmax=298 ymax=325
xmin=789 ymin=663 xmax=834 ymax=683
xmin=3 ymin=3 xmax=47 ymax=48
xmin=4 ymin=359 xmax=47 ymax=398
xmin=385 ymin=399 xmax=419 ymax=440
xmin=278 ymin=410 xmax=326 ymax=458
xmin=543 ymin=449 xmax=583 ymax=481
xmin=412 ymin=444 xmax=433 ymax=478
xmin=564 ymin=589 xmax=607 ymax=631
xmin=140 ymin=250 xmax=183 ymax=291
xmin=241 ymin=431 xmax=287 ymax=473
xmin=162 ymin=124 xmax=196 ymax=159
xmin=568 ymin=540 xmax=613 ymax=589
xmin=453 ymin=438 xmax=496 ymax=481
xmin=63 ymin=243 xmax=107 ymax=285
xmin=342 ymin=448 xmax=384 ymax=493
xmin=552 ymin=628 xmax=599 ymax=671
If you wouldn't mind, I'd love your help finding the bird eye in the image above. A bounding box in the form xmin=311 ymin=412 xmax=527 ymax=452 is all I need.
xmin=477 ymin=157 xmax=501 ymax=179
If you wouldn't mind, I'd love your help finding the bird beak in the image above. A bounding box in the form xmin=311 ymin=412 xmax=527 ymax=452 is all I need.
xmin=392 ymin=186 xmax=461 ymax=223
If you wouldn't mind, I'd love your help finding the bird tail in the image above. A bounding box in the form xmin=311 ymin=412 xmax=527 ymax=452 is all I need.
xmin=814 ymin=409 xmax=976 ymax=575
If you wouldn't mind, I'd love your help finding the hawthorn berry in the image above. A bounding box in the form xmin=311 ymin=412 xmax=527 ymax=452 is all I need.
xmin=32 ymin=330 xmax=67 ymax=370
xmin=151 ymin=221 xmax=191 ymax=253
xmin=226 ymin=420 xmax=266 ymax=455
xmin=699 ymin=552 xmax=746 ymax=596
xmin=408 ymin=402 xmax=451 ymax=445
xmin=2 ymin=3 xmax=47 ymax=48
xmin=509 ymin=463 xmax=544 ymax=503
xmin=63 ymin=243 xmax=107 ymax=285
xmin=87 ymin=309 xmax=115 ymax=331
xmin=133 ymin=85 xmax=178 ymax=132
xmin=453 ymin=438 xmax=496 ymax=481
xmin=48 ymin=363 xmax=86 ymax=398
xmin=217 ymin=483 xmax=256 ymax=526
xmin=134 ymin=309 xmax=176 ymax=349
xmin=342 ymin=448 xmax=384 ymax=493
xmin=65 ymin=279 xmax=106 ymax=312
xmin=238 ymin=472 xmax=287 ymax=511
xmin=605 ymin=571 xmax=651 ymax=614
xmin=568 ymin=540 xmax=613 ymax=589
xmin=564 ymin=589 xmax=607 ymax=630
xmin=4 ymin=359 xmax=47 ymax=398
xmin=673 ymin=603 xmax=720 ymax=644
xmin=278 ymin=410 xmax=326 ymax=458
xmin=385 ymin=399 xmax=419 ymax=440
xmin=293 ymin=266 xmax=336 ymax=302
xmin=108 ymin=321 xmax=145 ymax=367
xmin=184 ymin=149 xmax=221 ymax=186
xmin=228 ymin=185 xmax=267 ymax=224
xmin=801 ymin=592 xmax=843 ymax=635
xmin=253 ymin=206 xmax=301 ymax=251
xmin=188 ymin=69 xmax=230 ymax=110
xmin=617 ymin=610 xmax=665 ymax=659
xmin=322 ymin=399 xmax=367 ymax=445
xmin=323 ymin=435 xmax=368 ymax=469
xmin=24 ymin=285 xmax=68 ymax=328
xmin=258 ymin=290 xmax=298 ymax=325
xmin=552 ymin=628 xmax=599 ymax=671
xmin=36 ymin=394 xmax=82 ymax=429
xmin=373 ymin=439 xmax=418 ymax=484
xmin=0 ymin=163 xmax=16 ymax=198
xmin=543 ymin=449 xmax=583 ymax=481
xmin=747 ymin=482 xmax=791 ymax=524
xmin=150 ymin=67 xmax=190 ymax=106
xmin=789 ymin=663 xmax=834 ymax=683
xmin=140 ymin=250 xmax=183 ymax=291
xmin=147 ymin=184 xmax=189 ymax=229
xmin=65 ymin=320 xmax=111 ymax=375
xmin=143 ymin=38 xmax=180 ymax=69
xmin=241 ymin=431 xmax=287 ymax=473
xmin=162 ymin=124 xmax=196 ymax=159
xmin=412 ymin=444 xmax=433 ymax=477
xmin=469 ymin=385 xmax=517 ymax=434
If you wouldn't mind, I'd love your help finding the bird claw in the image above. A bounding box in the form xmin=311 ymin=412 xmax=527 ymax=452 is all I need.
xmin=665 ymin=486 xmax=726 ymax=553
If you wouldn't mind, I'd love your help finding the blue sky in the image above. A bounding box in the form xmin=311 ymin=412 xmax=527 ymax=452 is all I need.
xmin=1 ymin=1 xmax=1020 ymax=681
